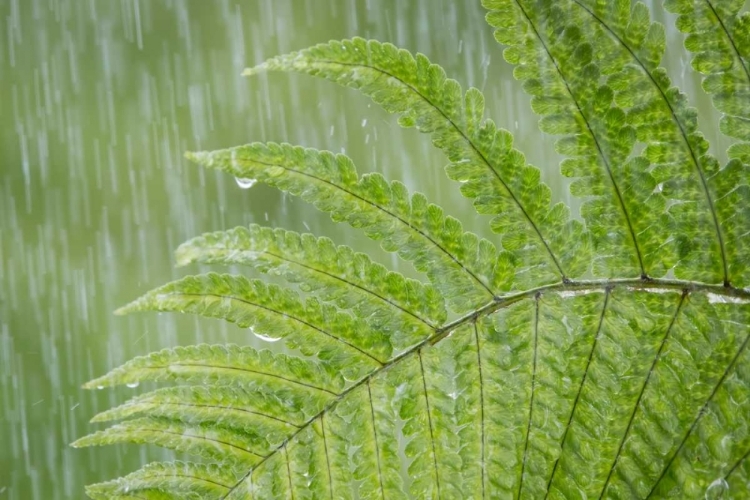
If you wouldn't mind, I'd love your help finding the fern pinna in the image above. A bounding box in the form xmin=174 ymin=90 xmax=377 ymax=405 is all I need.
xmin=74 ymin=1 xmax=750 ymax=498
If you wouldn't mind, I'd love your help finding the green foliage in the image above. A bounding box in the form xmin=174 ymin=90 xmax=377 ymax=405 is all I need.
xmin=75 ymin=2 xmax=750 ymax=498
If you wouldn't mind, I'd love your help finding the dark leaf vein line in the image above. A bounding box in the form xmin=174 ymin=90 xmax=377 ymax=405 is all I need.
xmin=127 ymin=472 xmax=232 ymax=490
xmin=367 ymin=381 xmax=386 ymax=500
xmin=545 ymin=289 xmax=610 ymax=498
xmin=646 ymin=325 xmax=750 ymax=498
xmin=418 ymin=349 xmax=442 ymax=498
xmin=725 ymin=447 xmax=750 ymax=481
xmin=599 ymin=291 xmax=687 ymax=499
xmin=705 ymin=0 xmax=750 ymax=85
xmin=141 ymin=401 xmax=301 ymax=428
xmin=473 ymin=321 xmax=487 ymax=499
xmin=511 ymin=1 xmax=645 ymax=275
xmin=518 ymin=295 xmax=540 ymax=499
xmin=284 ymin=445 xmax=295 ymax=500
xmin=320 ymin=415 xmax=333 ymax=500
xmin=137 ymin=428 xmax=265 ymax=459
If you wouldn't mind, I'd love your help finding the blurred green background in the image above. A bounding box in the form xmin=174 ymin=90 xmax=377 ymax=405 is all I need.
xmin=0 ymin=0 xmax=725 ymax=498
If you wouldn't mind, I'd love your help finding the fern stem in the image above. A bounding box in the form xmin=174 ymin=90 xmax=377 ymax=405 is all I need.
xmin=544 ymin=288 xmax=609 ymax=499
xmin=517 ymin=295 xmax=540 ymax=499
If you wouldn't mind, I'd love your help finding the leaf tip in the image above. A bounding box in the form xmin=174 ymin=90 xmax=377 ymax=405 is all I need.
xmin=174 ymin=242 xmax=197 ymax=268
xmin=242 ymin=64 xmax=267 ymax=76
xmin=184 ymin=150 xmax=211 ymax=165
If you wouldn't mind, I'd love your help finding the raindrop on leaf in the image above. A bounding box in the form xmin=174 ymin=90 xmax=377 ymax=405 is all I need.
xmin=235 ymin=177 xmax=257 ymax=189
xmin=705 ymin=478 xmax=729 ymax=499
xmin=254 ymin=333 xmax=282 ymax=343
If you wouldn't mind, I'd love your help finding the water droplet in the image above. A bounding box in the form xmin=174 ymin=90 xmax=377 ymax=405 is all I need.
xmin=361 ymin=118 xmax=367 ymax=127
xmin=235 ymin=177 xmax=257 ymax=189
xmin=705 ymin=478 xmax=728 ymax=499
xmin=254 ymin=332 xmax=282 ymax=343
xmin=126 ymin=382 xmax=140 ymax=388
xmin=96 ymin=385 xmax=104 ymax=390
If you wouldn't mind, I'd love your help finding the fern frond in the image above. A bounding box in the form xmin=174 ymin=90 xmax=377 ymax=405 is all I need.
xmin=245 ymin=37 xmax=590 ymax=288
xmin=83 ymin=344 xmax=339 ymax=410
xmin=485 ymin=0 xmax=689 ymax=280
xmin=92 ymin=385 xmax=300 ymax=441
xmin=85 ymin=462 xmax=238 ymax=500
xmin=187 ymin=144 xmax=507 ymax=312
xmin=176 ymin=224 xmax=444 ymax=350
xmin=76 ymin=3 xmax=750 ymax=498
xmin=557 ymin=0 xmax=727 ymax=285
xmin=116 ymin=274 xmax=388 ymax=374
xmin=72 ymin=417 xmax=264 ymax=467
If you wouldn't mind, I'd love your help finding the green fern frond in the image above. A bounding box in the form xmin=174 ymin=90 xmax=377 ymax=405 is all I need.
xmin=484 ymin=0 xmax=649 ymax=278
xmin=658 ymin=0 xmax=750 ymax=289
xmin=76 ymin=2 xmax=750 ymax=498
xmin=82 ymin=344 xmax=340 ymax=409
xmin=559 ymin=0 xmax=728 ymax=286
xmin=116 ymin=274 xmax=388 ymax=375
xmin=85 ymin=462 xmax=239 ymax=500
xmin=186 ymin=143 xmax=508 ymax=312
xmin=245 ymin=37 xmax=590 ymax=289
xmin=483 ymin=0 xmax=729 ymax=284
xmin=73 ymin=416 xmax=264 ymax=467
xmin=176 ymin=224 xmax=444 ymax=349
xmin=91 ymin=385 xmax=300 ymax=442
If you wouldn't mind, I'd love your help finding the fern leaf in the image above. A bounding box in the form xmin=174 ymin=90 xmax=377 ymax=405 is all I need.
xmin=245 ymin=37 xmax=590 ymax=288
xmin=186 ymin=144 xmax=506 ymax=312
xmin=82 ymin=344 xmax=339 ymax=413
xmin=91 ymin=385 xmax=300 ymax=444
xmin=554 ymin=0 xmax=727 ymax=286
xmin=486 ymin=0 xmax=689 ymax=280
xmin=709 ymin=158 xmax=750 ymax=288
xmin=84 ymin=462 xmax=238 ymax=500
xmin=116 ymin=273 xmax=388 ymax=375
xmin=660 ymin=0 xmax=750 ymax=288
xmin=72 ymin=417 xmax=264 ymax=467
xmin=176 ymin=224 xmax=444 ymax=350
xmin=235 ymin=451 xmax=289 ymax=499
